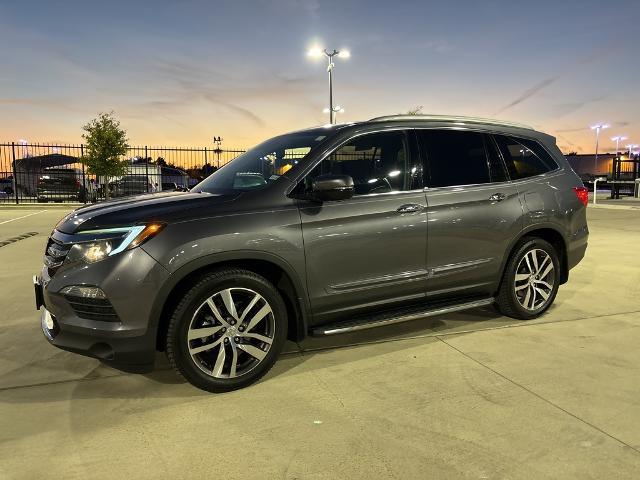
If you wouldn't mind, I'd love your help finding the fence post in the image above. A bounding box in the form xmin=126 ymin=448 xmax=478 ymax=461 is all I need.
xmin=145 ymin=145 xmax=149 ymax=193
xmin=80 ymin=144 xmax=87 ymax=203
xmin=11 ymin=142 xmax=18 ymax=205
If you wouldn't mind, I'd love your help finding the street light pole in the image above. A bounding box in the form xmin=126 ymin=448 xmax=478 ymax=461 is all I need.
xmin=308 ymin=46 xmax=350 ymax=124
xmin=611 ymin=135 xmax=627 ymax=158
xmin=326 ymin=50 xmax=335 ymax=124
xmin=590 ymin=124 xmax=609 ymax=174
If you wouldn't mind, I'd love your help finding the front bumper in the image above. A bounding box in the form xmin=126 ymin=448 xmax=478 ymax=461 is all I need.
xmin=35 ymin=245 xmax=170 ymax=368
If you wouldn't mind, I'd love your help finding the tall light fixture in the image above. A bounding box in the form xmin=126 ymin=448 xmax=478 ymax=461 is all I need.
xmin=611 ymin=135 xmax=628 ymax=156
xmin=590 ymin=123 xmax=609 ymax=174
xmin=308 ymin=46 xmax=350 ymax=124
xmin=626 ymin=144 xmax=639 ymax=161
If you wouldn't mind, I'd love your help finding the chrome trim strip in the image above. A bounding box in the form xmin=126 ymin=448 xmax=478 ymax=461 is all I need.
xmin=430 ymin=258 xmax=493 ymax=275
xmin=316 ymin=298 xmax=494 ymax=335
xmin=327 ymin=269 xmax=430 ymax=293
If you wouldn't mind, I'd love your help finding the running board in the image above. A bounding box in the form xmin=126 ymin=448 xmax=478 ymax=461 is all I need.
xmin=311 ymin=298 xmax=495 ymax=336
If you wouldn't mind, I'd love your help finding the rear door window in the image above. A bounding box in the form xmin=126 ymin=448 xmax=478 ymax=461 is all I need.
xmin=493 ymin=135 xmax=558 ymax=179
xmin=418 ymin=130 xmax=492 ymax=187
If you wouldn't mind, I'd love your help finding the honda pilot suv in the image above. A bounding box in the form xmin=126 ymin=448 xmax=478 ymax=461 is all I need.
xmin=35 ymin=115 xmax=589 ymax=392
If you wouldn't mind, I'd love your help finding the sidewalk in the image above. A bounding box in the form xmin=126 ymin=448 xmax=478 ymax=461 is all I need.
xmin=589 ymin=193 xmax=640 ymax=210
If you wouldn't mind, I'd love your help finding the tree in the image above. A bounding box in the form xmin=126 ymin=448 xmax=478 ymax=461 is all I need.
xmin=81 ymin=112 xmax=129 ymax=199
xmin=405 ymin=105 xmax=424 ymax=115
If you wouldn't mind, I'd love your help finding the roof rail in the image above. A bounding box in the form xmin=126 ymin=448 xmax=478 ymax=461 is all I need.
xmin=367 ymin=114 xmax=534 ymax=130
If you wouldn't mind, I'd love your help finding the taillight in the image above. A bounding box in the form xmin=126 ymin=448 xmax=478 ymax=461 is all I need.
xmin=573 ymin=186 xmax=588 ymax=207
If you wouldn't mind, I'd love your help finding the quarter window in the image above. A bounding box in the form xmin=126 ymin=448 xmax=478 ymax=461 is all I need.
xmin=493 ymin=135 xmax=557 ymax=179
xmin=301 ymin=131 xmax=420 ymax=195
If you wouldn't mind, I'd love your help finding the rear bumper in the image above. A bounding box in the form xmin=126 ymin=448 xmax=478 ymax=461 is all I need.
xmin=567 ymin=225 xmax=588 ymax=271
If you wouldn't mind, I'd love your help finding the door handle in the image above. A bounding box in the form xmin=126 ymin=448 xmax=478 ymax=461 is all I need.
xmin=396 ymin=203 xmax=424 ymax=214
xmin=489 ymin=193 xmax=507 ymax=202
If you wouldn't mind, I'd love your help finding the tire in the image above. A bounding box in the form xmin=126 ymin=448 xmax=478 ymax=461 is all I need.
xmin=166 ymin=269 xmax=288 ymax=392
xmin=495 ymin=237 xmax=560 ymax=320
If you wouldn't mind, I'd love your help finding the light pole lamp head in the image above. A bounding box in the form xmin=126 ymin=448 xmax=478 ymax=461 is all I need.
xmin=590 ymin=123 xmax=610 ymax=131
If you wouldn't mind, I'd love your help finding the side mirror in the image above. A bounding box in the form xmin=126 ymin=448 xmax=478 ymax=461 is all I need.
xmin=312 ymin=174 xmax=354 ymax=201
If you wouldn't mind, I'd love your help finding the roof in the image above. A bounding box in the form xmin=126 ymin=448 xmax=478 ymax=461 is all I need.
xmin=367 ymin=114 xmax=534 ymax=130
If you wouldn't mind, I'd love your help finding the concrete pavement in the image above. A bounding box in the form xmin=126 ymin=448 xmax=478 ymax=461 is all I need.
xmin=0 ymin=206 xmax=639 ymax=479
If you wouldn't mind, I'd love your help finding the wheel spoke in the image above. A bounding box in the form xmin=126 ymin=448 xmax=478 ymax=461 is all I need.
xmin=244 ymin=304 xmax=272 ymax=333
xmin=523 ymin=285 xmax=531 ymax=308
xmin=515 ymin=273 xmax=530 ymax=282
xmin=189 ymin=336 xmax=224 ymax=355
xmin=229 ymin=342 xmax=239 ymax=377
xmin=220 ymin=289 xmax=238 ymax=320
xmin=241 ymin=332 xmax=273 ymax=345
xmin=534 ymin=286 xmax=550 ymax=301
xmin=188 ymin=325 xmax=223 ymax=341
xmin=212 ymin=343 xmax=226 ymax=377
xmin=538 ymin=261 xmax=554 ymax=280
xmin=239 ymin=292 xmax=262 ymax=323
xmin=530 ymin=250 xmax=539 ymax=272
xmin=524 ymin=253 xmax=534 ymax=274
xmin=536 ymin=255 xmax=550 ymax=275
xmin=238 ymin=344 xmax=267 ymax=361
xmin=206 ymin=298 xmax=228 ymax=326
xmin=529 ymin=286 xmax=537 ymax=309
xmin=515 ymin=283 xmax=529 ymax=292
xmin=534 ymin=279 xmax=552 ymax=290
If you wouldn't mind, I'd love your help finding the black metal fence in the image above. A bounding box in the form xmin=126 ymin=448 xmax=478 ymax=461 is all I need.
xmin=0 ymin=142 xmax=246 ymax=204
xmin=610 ymin=156 xmax=640 ymax=199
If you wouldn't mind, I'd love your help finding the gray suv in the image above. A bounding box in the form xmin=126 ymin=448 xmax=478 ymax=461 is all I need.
xmin=34 ymin=115 xmax=589 ymax=392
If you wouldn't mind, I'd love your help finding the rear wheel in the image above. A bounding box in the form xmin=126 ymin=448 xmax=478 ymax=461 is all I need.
xmin=495 ymin=238 xmax=560 ymax=320
xmin=166 ymin=269 xmax=287 ymax=392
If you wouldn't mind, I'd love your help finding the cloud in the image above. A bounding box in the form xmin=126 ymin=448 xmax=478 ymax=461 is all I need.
xmin=493 ymin=76 xmax=560 ymax=115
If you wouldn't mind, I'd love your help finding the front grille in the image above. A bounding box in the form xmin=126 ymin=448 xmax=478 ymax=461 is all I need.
xmin=44 ymin=236 xmax=71 ymax=275
xmin=64 ymin=295 xmax=120 ymax=322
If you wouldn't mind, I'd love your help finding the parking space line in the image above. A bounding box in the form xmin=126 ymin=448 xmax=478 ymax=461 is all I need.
xmin=0 ymin=210 xmax=47 ymax=225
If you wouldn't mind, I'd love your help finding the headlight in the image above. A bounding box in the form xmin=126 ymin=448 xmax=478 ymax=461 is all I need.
xmin=65 ymin=224 xmax=164 ymax=264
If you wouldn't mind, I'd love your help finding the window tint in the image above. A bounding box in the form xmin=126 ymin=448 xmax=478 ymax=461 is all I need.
xmin=493 ymin=135 xmax=557 ymax=179
xmin=302 ymin=131 xmax=420 ymax=195
xmin=418 ymin=130 xmax=491 ymax=187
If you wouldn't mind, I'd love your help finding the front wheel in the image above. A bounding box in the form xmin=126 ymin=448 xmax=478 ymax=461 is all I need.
xmin=495 ymin=238 xmax=560 ymax=320
xmin=166 ymin=269 xmax=288 ymax=392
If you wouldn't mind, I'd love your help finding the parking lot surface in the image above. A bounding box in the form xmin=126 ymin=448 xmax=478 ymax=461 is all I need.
xmin=1 ymin=206 xmax=639 ymax=479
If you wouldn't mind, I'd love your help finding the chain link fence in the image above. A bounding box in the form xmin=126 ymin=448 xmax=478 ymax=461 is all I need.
xmin=0 ymin=142 xmax=245 ymax=204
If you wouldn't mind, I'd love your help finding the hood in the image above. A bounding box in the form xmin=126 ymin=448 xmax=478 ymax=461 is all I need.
xmin=56 ymin=191 xmax=240 ymax=234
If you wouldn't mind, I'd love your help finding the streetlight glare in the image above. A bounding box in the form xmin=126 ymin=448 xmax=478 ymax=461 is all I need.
xmin=307 ymin=47 xmax=324 ymax=58
xmin=611 ymin=136 xmax=628 ymax=141
xmin=590 ymin=124 xmax=610 ymax=130
xmin=338 ymin=49 xmax=351 ymax=59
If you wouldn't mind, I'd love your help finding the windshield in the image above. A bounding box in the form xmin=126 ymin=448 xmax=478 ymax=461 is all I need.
xmin=192 ymin=131 xmax=327 ymax=194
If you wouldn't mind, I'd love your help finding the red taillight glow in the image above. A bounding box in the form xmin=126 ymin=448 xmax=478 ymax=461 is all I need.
xmin=573 ymin=186 xmax=588 ymax=207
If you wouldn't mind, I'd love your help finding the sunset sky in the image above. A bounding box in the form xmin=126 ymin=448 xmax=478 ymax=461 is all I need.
xmin=1 ymin=0 xmax=639 ymax=153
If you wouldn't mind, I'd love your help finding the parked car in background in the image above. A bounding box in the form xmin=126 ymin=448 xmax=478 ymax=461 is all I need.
xmin=37 ymin=169 xmax=86 ymax=202
xmin=36 ymin=115 xmax=589 ymax=393
xmin=109 ymin=175 xmax=154 ymax=197
xmin=161 ymin=182 xmax=179 ymax=191
xmin=0 ymin=175 xmax=14 ymax=195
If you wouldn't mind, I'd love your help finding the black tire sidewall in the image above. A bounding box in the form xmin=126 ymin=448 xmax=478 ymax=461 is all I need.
xmin=169 ymin=271 xmax=288 ymax=392
xmin=505 ymin=238 xmax=560 ymax=319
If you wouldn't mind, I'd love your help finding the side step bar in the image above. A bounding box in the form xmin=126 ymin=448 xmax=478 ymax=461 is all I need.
xmin=311 ymin=298 xmax=495 ymax=336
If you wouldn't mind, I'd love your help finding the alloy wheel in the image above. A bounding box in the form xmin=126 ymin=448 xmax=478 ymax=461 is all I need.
xmin=187 ymin=287 xmax=275 ymax=378
xmin=514 ymin=248 xmax=555 ymax=311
